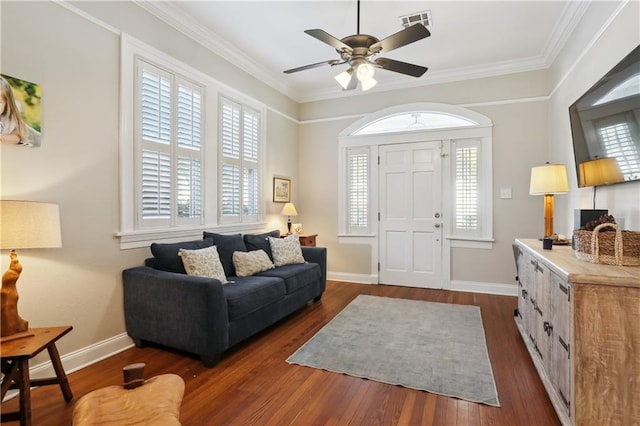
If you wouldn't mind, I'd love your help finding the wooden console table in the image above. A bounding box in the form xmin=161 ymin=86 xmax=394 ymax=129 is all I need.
xmin=514 ymin=239 xmax=639 ymax=425
xmin=1 ymin=326 xmax=73 ymax=425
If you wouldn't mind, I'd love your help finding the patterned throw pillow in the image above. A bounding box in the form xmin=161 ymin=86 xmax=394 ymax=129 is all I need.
xmin=268 ymin=233 xmax=305 ymax=267
xmin=232 ymin=250 xmax=275 ymax=277
xmin=178 ymin=245 xmax=228 ymax=283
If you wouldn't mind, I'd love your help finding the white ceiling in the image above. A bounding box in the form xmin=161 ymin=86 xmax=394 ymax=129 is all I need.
xmin=138 ymin=1 xmax=589 ymax=103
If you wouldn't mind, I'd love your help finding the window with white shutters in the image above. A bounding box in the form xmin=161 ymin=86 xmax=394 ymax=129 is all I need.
xmin=136 ymin=59 xmax=203 ymax=228
xmin=120 ymin=34 xmax=267 ymax=248
xmin=219 ymin=97 xmax=261 ymax=223
xmin=453 ymin=141 xmax=481 ymax=237
xmin=347 ymin=147 xmax=370 ymax=233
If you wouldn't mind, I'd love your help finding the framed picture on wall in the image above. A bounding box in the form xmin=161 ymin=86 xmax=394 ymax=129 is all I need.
xmin=1 ymin=74 xmax=42 ymax=147
xmin=273 ymin=177 xmax=291 ymax=203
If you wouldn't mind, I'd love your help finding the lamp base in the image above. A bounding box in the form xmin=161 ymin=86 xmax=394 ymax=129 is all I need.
xmin=1 ymin=250 xmax=30 ymax=338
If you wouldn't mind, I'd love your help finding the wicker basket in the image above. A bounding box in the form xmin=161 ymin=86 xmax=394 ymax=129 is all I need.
xmin=573 ymin=223 xmax=640 ymax=266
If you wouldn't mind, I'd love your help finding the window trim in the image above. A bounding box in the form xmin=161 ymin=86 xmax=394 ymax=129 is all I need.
xmin=118 ymin=33 xmax=267 ymax=249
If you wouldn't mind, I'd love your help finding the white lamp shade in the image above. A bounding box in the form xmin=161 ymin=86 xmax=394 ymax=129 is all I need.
xmin=578 ymin=157 xmax=624 ymax=187
xmin=0 ymin=201 xmax=62 ymax=249
xmin=360 ymin=77 xmax=378 ymax=91
xmin=529 ymin=164 xmax=569 ymax=195
xmin=334 ymin=69 xmax=353 ymax=90
xmin=280 ymin=203 xmax=298 ymax=216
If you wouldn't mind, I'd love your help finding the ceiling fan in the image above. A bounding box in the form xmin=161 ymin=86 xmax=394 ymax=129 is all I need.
xmin=284 ymin=0 xmax=431 ymax=91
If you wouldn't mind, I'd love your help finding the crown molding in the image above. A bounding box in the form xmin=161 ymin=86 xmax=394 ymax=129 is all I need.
xmin=133 ymin=0 xmax=299 ymax=101
xmin=541 ymin=0 xmax=591 ymax=67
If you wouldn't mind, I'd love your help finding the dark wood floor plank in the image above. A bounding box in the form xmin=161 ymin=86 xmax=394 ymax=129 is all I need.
xmin=1 ymin=281 xmax=560 ymax=425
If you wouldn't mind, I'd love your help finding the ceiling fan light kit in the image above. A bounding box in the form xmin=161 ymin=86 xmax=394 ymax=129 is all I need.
xmin=284 ymin=0 xmax=430 ymax=92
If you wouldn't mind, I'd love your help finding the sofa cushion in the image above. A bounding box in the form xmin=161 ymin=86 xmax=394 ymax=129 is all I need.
xmin=203 ymin=232 xmax=247 ymax=277
xmin=150 ymin=239 xmax=214 ymax=274
xmin=256 ymin=263 xmax=322 ymax=294
xmin=244 ymin=230 xmax=280 ymax=260
xmin=232 ymin=250 xmax=274 ymax=277
xmin=178 ymin=246 xmax=227 ymax=283
xmin=268 ymin=234 xmax=305 ymax=267
xmin=222 ymin=276 xmax=286 ymax=320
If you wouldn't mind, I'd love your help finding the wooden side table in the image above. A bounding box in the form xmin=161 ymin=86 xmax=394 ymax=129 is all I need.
xmin=298 ymin=234 xmax=317 ymax=247
xmin=1 ymin=326 xmax=73 ymax=425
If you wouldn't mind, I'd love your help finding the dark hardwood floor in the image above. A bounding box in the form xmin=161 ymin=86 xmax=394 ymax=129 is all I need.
xmin=2 ymin=281 xmax=560 ymax=425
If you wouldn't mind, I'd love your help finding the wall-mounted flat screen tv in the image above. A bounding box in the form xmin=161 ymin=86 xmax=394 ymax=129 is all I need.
xmin=569 ymin=44 xmax=640 ymax=188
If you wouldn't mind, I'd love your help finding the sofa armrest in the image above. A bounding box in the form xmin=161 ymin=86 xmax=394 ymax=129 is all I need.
xmin=302 ymin=246 xmax=327 ymax=288
xmin=122 ymin=267 xmax=229 ymax=359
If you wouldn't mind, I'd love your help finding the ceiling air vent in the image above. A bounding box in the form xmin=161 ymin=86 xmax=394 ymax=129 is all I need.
xmin=399 ymin=10 xmax=432 ymax=29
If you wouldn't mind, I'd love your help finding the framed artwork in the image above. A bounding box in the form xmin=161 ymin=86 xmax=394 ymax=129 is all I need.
xmin=273 ymin=177 xmax=291 ymax=203
xmin=0 ymin=74 xmax=42 ymax=147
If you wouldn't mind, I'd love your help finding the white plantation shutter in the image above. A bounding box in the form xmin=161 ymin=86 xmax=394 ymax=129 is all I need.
xmin=453 ymin=140 xmax=481 ymax=237
xmin=596 ymin=113 xmax=640 ymax=180
xmin=177 ymin=157 xmax=201 ymax=218
xmin=221 ymin=101 xmax=241 ymax=159
xmin=136 ymin=59 xmax=204 ymax=228
xmin=177 ymin=85 xmax=201 ymax=149
xmin=141 ymin=71 xmax=171 ymax=143
xmin=141 ymin=150 xmax=171 ymax=218
xmin=221 ymin=164 xmax=240 ymax=216
xmin=243 ymin=108 xmax=260 ymax=219
xmin=347 ymin=147 xmax=369 ymax=233
xmin=219 ymin=97 xmax=261 ymax=223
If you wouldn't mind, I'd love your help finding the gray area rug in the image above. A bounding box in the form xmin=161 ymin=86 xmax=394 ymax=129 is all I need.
xmin=287 ymin=295 xmax=500 ymax=406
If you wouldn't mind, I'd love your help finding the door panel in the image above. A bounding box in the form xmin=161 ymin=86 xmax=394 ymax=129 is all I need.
xmin=379 ymin=141 xmax=442 ymax=288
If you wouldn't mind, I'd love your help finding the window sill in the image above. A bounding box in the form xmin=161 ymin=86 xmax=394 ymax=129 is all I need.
xmin=117 ymin=222 xmax=268 ymax=249
xmin=337 ymin=233 xmax=376 ymax=245
xmin=446 ymin=236 xmax=494 ymax=249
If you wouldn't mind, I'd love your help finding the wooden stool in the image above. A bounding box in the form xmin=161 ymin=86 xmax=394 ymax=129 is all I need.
xmin=72 ymin=363 xmax=185 ymax=425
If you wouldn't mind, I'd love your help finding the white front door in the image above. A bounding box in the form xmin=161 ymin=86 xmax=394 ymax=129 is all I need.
xmin=379 ymin=141 xmax=442 ymax=288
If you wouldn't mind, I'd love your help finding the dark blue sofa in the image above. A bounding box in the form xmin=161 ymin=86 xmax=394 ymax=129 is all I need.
xmin=122 ymin=231 xmax=326 ymax=367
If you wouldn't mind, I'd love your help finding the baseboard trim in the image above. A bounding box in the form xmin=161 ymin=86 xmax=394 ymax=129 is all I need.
xmin=327 ymin=271 xmax=378 ymax=284
xmin=450 ymin=280 xmax=518 ymax=296
xmin=327 ymin=272 xmax=517 ymax=297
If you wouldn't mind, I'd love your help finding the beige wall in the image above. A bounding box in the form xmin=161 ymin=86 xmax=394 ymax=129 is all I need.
xmin=0 ymin=1 xmax=298 ymax=364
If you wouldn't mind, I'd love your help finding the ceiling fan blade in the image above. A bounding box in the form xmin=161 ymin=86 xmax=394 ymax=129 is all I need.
xmin=305 ymin=29 xmax=353 ymax=53
xmin=374 ymin=57 xmax=428 ymax=78
xmin=284 ymin=59 xmax=340 ymax=74
xmin=370 ymin=24 xmax=431 ymax=54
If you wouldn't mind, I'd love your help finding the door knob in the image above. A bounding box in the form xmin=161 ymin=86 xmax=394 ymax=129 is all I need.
xmin=434 ymin=223 xmax=441 ymax=228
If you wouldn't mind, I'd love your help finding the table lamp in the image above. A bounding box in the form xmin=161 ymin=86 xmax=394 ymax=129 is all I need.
xmin=1 ymin=201 xmax=62 ymax=340
xmin=280 ymin=203 xmax=298 ymax=234
xmin=529 ymin=163 xmax=569 ymax=238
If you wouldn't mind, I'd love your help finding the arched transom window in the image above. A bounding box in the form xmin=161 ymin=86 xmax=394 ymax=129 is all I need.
xmin=353 ymin=111 xmax=478 ymax=135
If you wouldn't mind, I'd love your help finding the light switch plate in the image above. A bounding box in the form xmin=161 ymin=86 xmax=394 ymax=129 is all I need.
xmin=500 ymin=187 xmax=512 ymax=199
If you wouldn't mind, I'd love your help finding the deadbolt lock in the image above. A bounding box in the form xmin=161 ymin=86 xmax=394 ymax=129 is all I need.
xmin=434 ymin=213 xmax=441 ymax=218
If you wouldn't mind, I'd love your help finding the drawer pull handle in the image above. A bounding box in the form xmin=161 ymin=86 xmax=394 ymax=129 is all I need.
xmin=558 ymin=282 xmax=569 ymax=295
xmin=559 ymin=335 xmax=570 ymax=358
xmin=559 ymin=389 xmax=570 ymax=409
